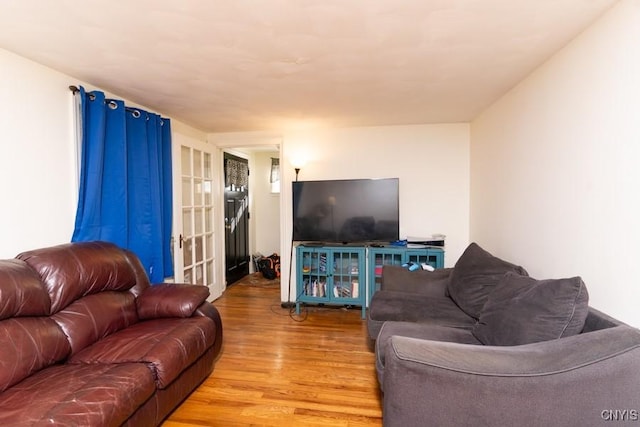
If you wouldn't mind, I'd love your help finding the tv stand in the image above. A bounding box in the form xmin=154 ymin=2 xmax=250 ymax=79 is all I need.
xmin=295 ymin=243 xmax=444 ymax=318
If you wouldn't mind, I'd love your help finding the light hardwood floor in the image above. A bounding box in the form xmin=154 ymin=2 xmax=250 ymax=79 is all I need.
xmin=163 ymin=274 xmax=383 ymax=427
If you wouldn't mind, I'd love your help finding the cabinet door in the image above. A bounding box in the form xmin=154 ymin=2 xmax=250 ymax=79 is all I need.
xmin=330 ymin=250 xmax=363 ymax=303
xmin=406 ymin=249 xmax=443 ymax=268
xmin=298 ymin=248 xmax=330 ymax=301
xmin=369 ymin=249 xmax=403 ymax=303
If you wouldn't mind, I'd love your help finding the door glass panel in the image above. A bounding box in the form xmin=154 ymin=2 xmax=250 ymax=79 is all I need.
xmin=204 ymin=180 xmax=212 ymax=204
xmin=194 ymin=208 xmax=203 ymax=234
xmin=194 ymin=179 xmax=202 ymax=205
xmin=194 ymin=150 xmax=202 ymax=178
xmin=183 ymin=209 xmax=192 ymax=236
xmin=205 ymin=208 xmax=212 ymax=230
xmin=183 ymin=237 xmax=193 ymax=267
xmin=195 ymin=264 xmax=204 ymax=285
xmin=204 ymin=153 xmax=211 ymax=178
xmin=182 ymin=178 xmax=191 ymax=206
xmin=206 ymin=234 xmax=213 ymax=258
xmin=196 ymin=236 xmax=203 ymax=262
xmin=181 ymin=146 xmax=191 ymax=175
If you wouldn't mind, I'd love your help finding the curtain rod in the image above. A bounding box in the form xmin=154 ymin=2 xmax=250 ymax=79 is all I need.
xmin=68 ymin=85 xmax=164 ymax=122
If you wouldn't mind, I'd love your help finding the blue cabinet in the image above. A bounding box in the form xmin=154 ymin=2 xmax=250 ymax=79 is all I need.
xmin=296 ymin=245 xmax=367 ymax=318
xmin=296 ymin=244 xmax=444 ymax=316
xmin=367 ymin=246 xmax=444 ymax=304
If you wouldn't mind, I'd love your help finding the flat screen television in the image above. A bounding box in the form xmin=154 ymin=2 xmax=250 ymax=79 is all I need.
xmin=292 ymin=178 xmax=399 ymax=244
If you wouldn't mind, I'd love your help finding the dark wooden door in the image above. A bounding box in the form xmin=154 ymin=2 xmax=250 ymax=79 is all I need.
xmin=224 ymin=153 xmax=250 ymax=285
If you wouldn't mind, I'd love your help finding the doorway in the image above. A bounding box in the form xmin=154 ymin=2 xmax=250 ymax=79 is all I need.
xmin=224 ymin=153 xmax=250 ymax=285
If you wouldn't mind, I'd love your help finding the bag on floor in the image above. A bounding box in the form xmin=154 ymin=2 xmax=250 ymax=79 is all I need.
xmin=258 ymin=253 xmax=280 ymax=280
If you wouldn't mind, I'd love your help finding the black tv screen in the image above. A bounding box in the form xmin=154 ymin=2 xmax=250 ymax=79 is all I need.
xmin=292 ymin=178 xmax=399 ymax=243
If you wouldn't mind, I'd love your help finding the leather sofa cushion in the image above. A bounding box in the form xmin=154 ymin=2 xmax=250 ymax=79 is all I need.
xmin=52 ymin=291 xmax=139 ymax=356
xmin=0 ymin=259 xmax=50 ymax=319
xmin=472 ymin=272 xmax=590 ymax=345
xmin=136 ymin=283 xmax=210 ymax=319
xmin=0 ymin=363 xmax=155 ymax=427
xmin=447 ymin=243 xmax=528 ymax=319
xmin=17 ymin=241 xmax=138 ymax=313
xmin=0 ymin=317 xmax=70 ymax=391
xmin=69 ymin=316 xmax=216 ymax=388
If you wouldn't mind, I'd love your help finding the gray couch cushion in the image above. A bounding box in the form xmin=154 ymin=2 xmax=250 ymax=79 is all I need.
xmin=447 ymin=243 xmax=528 ymax=319
xmin=367 ymin=290 xmax=476 ymax=339
xmin=472 ymin=272 xmax=590 ymax=345
xmin=375 ymin=321 xmax=480 ymax=387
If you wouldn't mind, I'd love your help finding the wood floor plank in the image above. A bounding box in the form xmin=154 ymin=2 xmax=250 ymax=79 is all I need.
xmin=162 ymin=274 xmax=383 ymax=426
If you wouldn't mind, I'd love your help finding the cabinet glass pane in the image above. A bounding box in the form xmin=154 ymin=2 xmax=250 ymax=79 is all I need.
xmin=408 ymin=253 xmax=438 ymax=266
xmin=302 ymin=277 xmax=327 ymax=297
xmin=373 ymin=252 xmax=402 ymax=277
xmin=332 ymin=278 xmax=359 ymax=300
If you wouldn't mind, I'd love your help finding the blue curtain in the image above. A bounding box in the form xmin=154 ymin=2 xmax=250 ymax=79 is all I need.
xmin=72 ymin=87 xmax=174 ymax=282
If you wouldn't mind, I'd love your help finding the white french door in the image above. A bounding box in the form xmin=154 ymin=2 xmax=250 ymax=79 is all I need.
xmin=172 ymin=136 xmax=224 ymax=299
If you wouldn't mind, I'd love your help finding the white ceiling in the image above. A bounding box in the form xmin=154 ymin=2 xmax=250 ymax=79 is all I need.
xmin=0 ymin=0 xmax=617 ymax=133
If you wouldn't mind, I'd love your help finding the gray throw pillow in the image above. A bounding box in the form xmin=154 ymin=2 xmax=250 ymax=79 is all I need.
xmin=472 ymin=272 xmax=589 ymax=346
xmin=447 ymin=243 xmax=528 ymax=319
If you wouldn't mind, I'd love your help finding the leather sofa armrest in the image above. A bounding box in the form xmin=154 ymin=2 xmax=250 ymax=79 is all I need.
xmin=194 ymin=301 xmax=223 ymax=350
xmin=136 ymin=283 xmax=209 ymax=319
xmin=382 ymin=325 xmax=640 ymax=427
xmin=381 ymin=265 xmax=452 ymax=297
xmin=194 ymin=301 xmax=222 ymax=323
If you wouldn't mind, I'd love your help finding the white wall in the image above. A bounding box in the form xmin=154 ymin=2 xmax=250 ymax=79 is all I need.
xmin=0 ymin=48 xmax=210 ymax=268
xmin=253 ymin=151 xmax=281 ymax=256
xmin=0 ymin=48 xmax=77 ymax=258
xmin=470 ymin=0 xmax=640 ymax=326
xmin=280 ymin=123 xmax=470 ymax=302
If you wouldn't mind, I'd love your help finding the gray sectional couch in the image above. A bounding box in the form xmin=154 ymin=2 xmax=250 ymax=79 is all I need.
xmin=368 ymin=243 xmax=640 ymax=427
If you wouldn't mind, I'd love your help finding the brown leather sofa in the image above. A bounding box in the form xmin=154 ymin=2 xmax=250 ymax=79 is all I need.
xmin=0 ymin=241 xmax=223 ymax=426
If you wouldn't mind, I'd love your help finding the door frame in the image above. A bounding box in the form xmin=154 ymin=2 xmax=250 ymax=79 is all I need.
xmin=209 ymin=133 xmax=283 ymax=288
